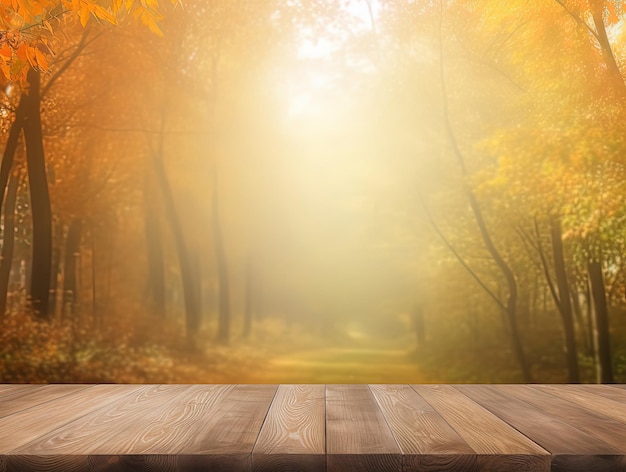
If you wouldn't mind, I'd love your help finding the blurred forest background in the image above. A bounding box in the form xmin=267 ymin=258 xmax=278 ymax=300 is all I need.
xmin=0 ymin=0 xmax=625 ymax=384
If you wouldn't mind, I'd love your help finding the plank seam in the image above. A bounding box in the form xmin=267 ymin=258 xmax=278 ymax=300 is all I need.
xmin=450 ymin=386 xmax=551 ymax=455
xmin=4 ymin=385 xmax=152 ymax=454
xmin=0 ymin=384 xmax=95 ymax=420
xmin=367 ymin=384 xmax=404 ymax=457
xmin=250 ymin=383 xmax=280 ymax=458
xmin=408 ymin=385 xmax=479 ymax=454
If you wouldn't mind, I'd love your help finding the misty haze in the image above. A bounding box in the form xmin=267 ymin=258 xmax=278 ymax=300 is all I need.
xmin=0 ymin=0 xmax=624 ymax=384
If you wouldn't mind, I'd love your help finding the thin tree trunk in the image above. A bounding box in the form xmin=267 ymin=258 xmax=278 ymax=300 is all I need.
xmin=0 ymin=168 xmax=20 ymax=316
xmin=0 ymin=99 xmax=25 ymax=211
xmin=586 ymin=277 xmax=595 ymax=356
xmin=23 ymin=68 xmax=52 ymax=319
xmin=144 ymin=171 xmax=166 ymax=318
xmin=91 ymin=228 xmax=98 ymax=328
xmin=437 ymin=2 xmax=531 ymax=382
xmin=590 ymin=4 xmax=626 ymax=97
xmin=550 ymin=217 xmax=579 ymax=382
xmin=49 ymin=221 xmax=63 ymax=320
xmin=588 ymin=260 xmax=614 ymax=383
xmin=152 ymin=150 xmax=200 ymax=338
xmin=570 ymin=282 xmax=587 ymax=352
xmin=62 ymin=218 xmax=82 ymax=321
xmin=213 ymin=177 xmax=230 ymax=344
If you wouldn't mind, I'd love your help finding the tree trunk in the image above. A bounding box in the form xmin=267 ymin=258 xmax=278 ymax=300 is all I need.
xmin=585 ymin=279 xmax=594 ymax=356
xmin=49 ymin=221 xmax=63 ymax=320
xmin=152 ymin=151 xmax=200 ymax=338
xmin=437 ymin=6 xmax=531 ymax=382
xmin=213 ymin=179 xmax=230 ymax=344
xmin=23 ymin=68 xmax=52 ymax=319
xmin=144 ymin=172 xmax=166 ymax=318
xmin=590 ymin=4 xmax=626 ymax=97
xmin=62 ymin=218 xmax=82 ymax=321
xmin=0 ymin=168 xmax=20 ymax=316
xmin=570 ymin=282 xmax=587 ymax=352
xmin=0 ymin=99 xmax=25 ymax=211
xmin=550 ymin=217 xmax=579 ymax=382
xmin=588 ymin=260 xmax=614 ymax=383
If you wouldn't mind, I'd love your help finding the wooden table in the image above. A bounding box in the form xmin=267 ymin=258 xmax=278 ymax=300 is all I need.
xmin=0 ymin=384 xmax=624 ymax=471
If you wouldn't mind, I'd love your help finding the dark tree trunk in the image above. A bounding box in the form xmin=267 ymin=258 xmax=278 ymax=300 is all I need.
xmin=0 ymin=169 xmax=20 ymax=316
xmin=0 ymin=100 xmax=24 ymax=211
xmin=212 ymin=180 xmax=230 ymax=344
xmin=62 ymin=218 xmax=82 ymax=321
xmin=585 ymin=279 xmax=595 ymax=356
xmin=588 ymin=260 xmax=614 ymax=383
xmin=144 ymin=173 xmax=166 ymax=318
xmin=23 ymin=68 xmax=52 ymax=319
xmin=550 ymin=217 xmax=579 ymax=383
xmin=570 ymin=282 xmax=587 ymax=352
xmin=152 ymin=151 xmax=200 ymax=337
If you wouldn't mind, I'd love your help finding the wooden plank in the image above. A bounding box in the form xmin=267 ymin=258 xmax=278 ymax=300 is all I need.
xmin=0 ymin=384 xmax=91 ymax=419
xmin=457 ymin=385 xmax=620 ymax=454
xmin=3 ymin=455 xmax=89 ymax=471
xmin=253 ymin=384 xmax=325 ymax=472
xmin=534 ymin=385 xmax=626 ymax=424
xmin=576 ymin=385 xmax=626 ymax=403
xmin=0 ymin=384 xmax=47 ymax=398
xmin=11 ymin=384 xmax=193 ymax=455
xmin=370 ymin=384 xmax=478 ymax=472
xmin=0 ymin=384 xmax=141 ymax=453
xmin=413 ymin=385 xmax=547 ymax=456
xmin=458 ymin=385 xmax=625 ymax=472
xmin=326 ymin=384 xmax=401 ymax=472
xmin=497 ymin=385 xmax=626 ymax=452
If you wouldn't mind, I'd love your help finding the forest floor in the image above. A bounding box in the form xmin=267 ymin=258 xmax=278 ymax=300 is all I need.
xmin=248 ymin=344 xmax=421 ymax=383
xmin=171 ymin=320 xmax=423 ymax=384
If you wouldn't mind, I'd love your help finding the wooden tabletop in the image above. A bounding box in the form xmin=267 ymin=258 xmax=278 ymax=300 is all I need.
xmin=0 ymin=384 xmax=624 ymax=471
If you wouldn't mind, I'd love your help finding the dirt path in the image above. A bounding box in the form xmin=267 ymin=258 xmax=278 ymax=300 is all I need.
xmin=249 ymin=344 xmax=422 ymax=383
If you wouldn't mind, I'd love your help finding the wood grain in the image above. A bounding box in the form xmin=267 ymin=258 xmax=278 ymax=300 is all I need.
xmin=456 ymin=385 xmax=620 ymax=455
xmin=253 ymin=384 xmax=325 ymax=472
xmin=4 ymin=455 xmax=89 ymax=472
xmin=89 ymin=454 xmax=230 ymax=471
xmin=0 ymin=383 xmax=624 ymax=471
xmin=413 ymin=385 xmax=547 ymax=456
xmin=370 ymin=384 xmax=474 ymax=455
xmin=496 ymin=385 xmax=626 ymax=452
xmin=534 ymin=384 xmax=626 ymax=424
xmin=176 ymin=385 xmax=278 ymax=454
xmin=0 ymin=384 xmax=140 ymax=453
xmin=0 ymin=384 xmax=91 ymax=419
xmin=326 ymin=385 xmax=401 ymax=472
xmin=577 ymin=385 xmax=626 ymax=403
xmin=0 ymin=384 xmax=46 ymax=399
xmin=12 ymin=384 xmax=194 ymax=455
xmin=405 ymin=454 xmax=550 ymax=472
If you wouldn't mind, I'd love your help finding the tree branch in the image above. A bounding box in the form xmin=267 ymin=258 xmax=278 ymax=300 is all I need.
xmin=553 ymin=0 xmax=601 ymax=42
xmin=418 ymin=192 xmax=507 ymax=313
